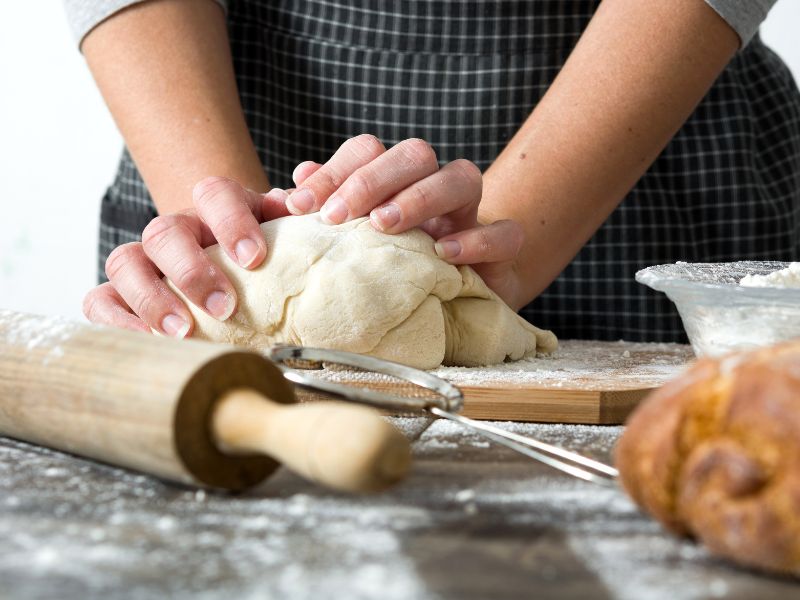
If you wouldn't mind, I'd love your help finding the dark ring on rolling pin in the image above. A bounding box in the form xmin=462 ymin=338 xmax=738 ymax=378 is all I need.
xmin=174 ymin=351 xmax=296 ymax=491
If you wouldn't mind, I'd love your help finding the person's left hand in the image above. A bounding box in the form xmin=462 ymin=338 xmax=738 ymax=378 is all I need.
xmin=282 ymin=135 xmax=526 ymax=306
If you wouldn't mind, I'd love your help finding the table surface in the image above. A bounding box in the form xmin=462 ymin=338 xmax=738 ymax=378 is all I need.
xmin=1 ymin=417 xmax=797 ymax=600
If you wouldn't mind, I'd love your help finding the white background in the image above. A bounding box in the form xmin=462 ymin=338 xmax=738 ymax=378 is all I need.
xmin=2 ymin=1 xmax=799 ymax=321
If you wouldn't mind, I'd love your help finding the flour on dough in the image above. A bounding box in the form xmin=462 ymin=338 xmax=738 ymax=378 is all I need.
xmin=167 ymin=214 xmax=557 ymax=369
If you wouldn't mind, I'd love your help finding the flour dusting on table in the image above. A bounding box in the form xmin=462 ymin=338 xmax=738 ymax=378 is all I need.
xmin=1 ymin=417 xmax=793 ymax=598
xmin=432 ymin=340 xmax=693 ymax=389
xmin=311 ymin=340 xmax=693 ymax=391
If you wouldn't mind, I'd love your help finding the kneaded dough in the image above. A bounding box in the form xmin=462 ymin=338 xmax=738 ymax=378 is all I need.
xmin=169 ymin=214 xmax=557 ymax=369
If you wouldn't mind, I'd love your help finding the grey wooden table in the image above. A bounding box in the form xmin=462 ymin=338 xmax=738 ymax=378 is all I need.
xmin=0 ymin=417 xmax=796 ymax=599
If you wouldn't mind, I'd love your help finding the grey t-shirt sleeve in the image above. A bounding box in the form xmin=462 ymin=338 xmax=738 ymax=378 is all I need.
xmin=64 ymin=1 xmax=774 ymax=49
xmin=704 ymin=0 xmax=777 ymax=46
xmin=63 ymin=0 xmax=228 ymax=47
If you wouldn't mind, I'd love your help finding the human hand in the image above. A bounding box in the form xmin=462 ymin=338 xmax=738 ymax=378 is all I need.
xmin=284 ymin=135 xmax=525 ymax=306
xmin=82 ymin=178 xmax=290 ymax=336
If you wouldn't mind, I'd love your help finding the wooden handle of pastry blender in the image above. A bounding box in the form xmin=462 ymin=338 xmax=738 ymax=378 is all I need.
xmin=212 ymin=388 xmax=412 ymax=493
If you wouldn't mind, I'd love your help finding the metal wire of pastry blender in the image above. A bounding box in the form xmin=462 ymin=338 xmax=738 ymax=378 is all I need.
xmin=268 ymin=346 xmax=619 ymax=487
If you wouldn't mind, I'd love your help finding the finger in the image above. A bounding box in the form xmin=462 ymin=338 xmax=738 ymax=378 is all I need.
xmin=285 ymin=134 xmax=386 ymax=215
xmin=369 ymin=159 xmax=480 ymax=234
xmin=433 ymin=220 xmax=525 ymax=265
xmin=471 ymin=260 xmax=520 ymax=308
xmin=141 ymin=213 xmax=237 ymax=321
xmin=82 ymin=282 xmax=151 ymax=333
xmin=319 ymin=138 xmax=440 ymax=225
xmin=192 ymin=177 xmax=271 ymax=269
xmin=259 ymin=187 xmax=292 ymax=221
xmin=292 ymin=161 xmax=322 ymax=187
xmin=103 ymin=243 xmax=194 ymax=337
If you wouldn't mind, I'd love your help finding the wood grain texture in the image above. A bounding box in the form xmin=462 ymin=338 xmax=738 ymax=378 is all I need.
xmin=0 ymin=311 xmax=412 ymax=493
xmin=0 ymin=311 xmax=294 ymax=490
xmin=458 ymin=386 xmax=653 ymax=424
xmin=307 ymin=379 xmax=655 ymax=424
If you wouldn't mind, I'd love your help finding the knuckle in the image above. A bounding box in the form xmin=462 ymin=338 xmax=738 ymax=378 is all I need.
xmin=193 ymin=176 xmax=236 ymax=208
xmin=82 ymin=288 xmax=103 ymax=322
xmin=105 ymin=243 xmax=139 ymax=280
xmin=210 ymin=209 xmax=246 ymax=236
xmin=349 ymin=134 xmax=385 ymax=160
xmin=400 ymin=138 xmax=438 ymax=170
xmin=171 ymin=259 xmax=210 ymax=293
xmin=451 ymin=159 xmax=483 ymax=187
xmin=314 ymin=168 xmax=347 ymax=192
xmin=130 ymin=290 xmax=159 ymax=321
xmin=141 ymin=214 xmax=182 ymax=252
xmin=508 ymin=221 xmax=525 ymax=253
xmin=476 ymin=228 xmax=494 ymax=256
xmin=409 ymin=182 xmax=433 ymax=211
xmin=478 ymin=220 xmax=524 ymax=260
xmin=344 ymin=170 xmax=374 ymax=201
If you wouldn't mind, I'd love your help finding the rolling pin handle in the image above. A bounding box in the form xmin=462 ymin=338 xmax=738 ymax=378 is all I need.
xmin=211 ymin=388 xmax=411 ymax=493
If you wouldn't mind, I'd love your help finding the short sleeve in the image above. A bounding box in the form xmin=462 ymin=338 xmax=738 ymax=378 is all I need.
xmin=63 ymin=0 xmax=228 ymax=48
xmin=703 ymin=0 xmax=778 ymax=47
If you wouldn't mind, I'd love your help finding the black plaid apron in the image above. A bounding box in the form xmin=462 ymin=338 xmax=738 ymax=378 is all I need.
xmin=98 ymin=0 xmax=800 ymax=342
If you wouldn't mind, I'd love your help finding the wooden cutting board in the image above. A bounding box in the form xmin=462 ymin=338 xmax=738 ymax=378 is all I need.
xmin=312 ymin=340 xmax=695 ymax=425
xmin=447 ymin=340 xmax=694 ymax=424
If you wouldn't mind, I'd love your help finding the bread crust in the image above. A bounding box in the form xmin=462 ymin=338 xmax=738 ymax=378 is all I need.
xmin=616 ymin=340 xmax=800 ymax=575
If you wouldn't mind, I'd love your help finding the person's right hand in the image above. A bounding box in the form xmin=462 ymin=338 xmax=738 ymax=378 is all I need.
xmin=82 ymin=177 xmax=290 ymax=337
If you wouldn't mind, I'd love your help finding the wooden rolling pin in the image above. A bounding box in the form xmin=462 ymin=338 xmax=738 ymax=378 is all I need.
xmin=0 ymin=310 xmax=411 ymax=493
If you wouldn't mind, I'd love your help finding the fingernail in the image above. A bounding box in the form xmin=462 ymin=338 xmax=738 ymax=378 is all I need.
xmin=286 ymin=188 xmax=315 ymax=215
xmin=205 ymin=290 xmax=235 ymax=321
xmin=371 ymin=203 xmax=401 ymax=231
xmin=320 ymin=195 xmax=348 ymax=225
xmin=235 ymin=238 xmax=260 ymax=268
xmin=434 ymin=240 xmax=462 ymax=259
xmin=162 ymin=314 xmax=190 ymax=339
xmin=292 ymin=163 xmax=304 ymax=184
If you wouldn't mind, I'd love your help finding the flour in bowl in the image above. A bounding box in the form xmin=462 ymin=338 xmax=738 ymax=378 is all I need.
xmin=740 ymin=262 xmax=800 ymax=288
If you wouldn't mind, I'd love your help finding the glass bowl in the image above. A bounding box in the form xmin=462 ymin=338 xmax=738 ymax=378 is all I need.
xmin=636 ymin=261 xmax=800 ymax=357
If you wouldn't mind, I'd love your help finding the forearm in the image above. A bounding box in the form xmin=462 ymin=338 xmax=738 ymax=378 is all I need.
xmin=82 ymin=0 xmax=268 ymax=214
xmin=480 ymin=0 xmax=739 ymax=309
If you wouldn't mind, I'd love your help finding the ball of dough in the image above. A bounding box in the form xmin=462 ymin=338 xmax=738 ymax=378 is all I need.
xmin=168 ymin=214 xmax=557 ymax=369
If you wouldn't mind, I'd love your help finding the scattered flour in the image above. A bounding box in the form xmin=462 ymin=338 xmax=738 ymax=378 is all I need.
xmin=1 ymin=418 xmax=790 ymax=598
xmin=0 ymin=310 xmax=81 ymax=365
xmin=454 ymin=489 xmax=475 ymax=503
xmin=432 ymin=340 xmax=691 ymax=389
xmin=311 ymin=340 xmax=693 ymax=392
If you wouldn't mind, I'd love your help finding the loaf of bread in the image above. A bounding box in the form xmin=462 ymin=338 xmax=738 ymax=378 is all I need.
xmin=615 ymin=339 xmax=800 ymax=575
